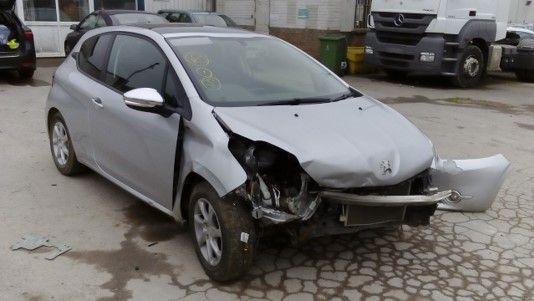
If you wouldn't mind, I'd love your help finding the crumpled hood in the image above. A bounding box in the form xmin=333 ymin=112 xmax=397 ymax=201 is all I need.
xmin=214 ymin=97 xmax=435 ymax=188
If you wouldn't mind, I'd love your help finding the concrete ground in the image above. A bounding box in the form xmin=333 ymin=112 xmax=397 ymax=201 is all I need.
xmin=1 ymin=60 xmax=533 ymax=301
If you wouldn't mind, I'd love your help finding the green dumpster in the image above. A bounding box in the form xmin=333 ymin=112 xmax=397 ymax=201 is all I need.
xmin=319 ymin=35 xmax=347 ymax=75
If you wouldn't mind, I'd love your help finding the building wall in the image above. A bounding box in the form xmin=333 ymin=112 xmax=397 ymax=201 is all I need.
xmin=144 ymin=0 xmax=206 ymax=13
xmin=217 ymin=0 xmax=369 ymax=58
xmin=508 ymin=0 xmax=534 ymax=25
xmin=269 ymin=0 xmax=345 ymax=30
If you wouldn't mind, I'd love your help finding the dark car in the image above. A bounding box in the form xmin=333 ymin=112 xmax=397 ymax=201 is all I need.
xmin=64 ymin=10 xmax=168 ymax=54
xmin=0 ymin=0 xmax=36 ymax=79
xmin=157 ymin=10 xmax=237 ymax=27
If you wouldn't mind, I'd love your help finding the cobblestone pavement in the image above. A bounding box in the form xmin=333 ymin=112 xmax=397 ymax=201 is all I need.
xmin=1 ymin=63 xmax=533 ymax=300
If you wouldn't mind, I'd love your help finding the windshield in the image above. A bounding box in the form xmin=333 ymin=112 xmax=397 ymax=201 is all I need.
xmin=112 ymin=13 xmax=168 ymax=25
xmin=168 ymin=36 xmax=351 ymax=106
xmin=192 ymin=13 xmax=236 ymax=27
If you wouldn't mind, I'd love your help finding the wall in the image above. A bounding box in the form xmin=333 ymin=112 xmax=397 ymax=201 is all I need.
xmin=144 ymin=0 xmax=206 ymax=13
xmin=508 ymin=0 xmax=534 ymax=24
xmin=269 ymin=0 xmax=345 ymax=30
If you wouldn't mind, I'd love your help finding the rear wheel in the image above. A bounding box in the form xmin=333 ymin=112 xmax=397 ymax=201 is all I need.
xmin=452 ymin=45 xmax=485 ymax=88
xmin=515 ymin=70 xmax=534 ymax=83
xmin=48 ymin=112 xmax=84 ymax=175
xmin=18 ymin=68 xmax=34 ymax=80
xmin=188 ymin=181 xmax=257 ymax=282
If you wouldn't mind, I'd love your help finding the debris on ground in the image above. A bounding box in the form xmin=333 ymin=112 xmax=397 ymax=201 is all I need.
xmin=11 ymin=234 xmax=71 ymax=260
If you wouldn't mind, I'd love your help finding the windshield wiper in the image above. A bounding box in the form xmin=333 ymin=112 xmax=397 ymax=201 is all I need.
xmin=258 ymin=97 xmax=333 ymax=106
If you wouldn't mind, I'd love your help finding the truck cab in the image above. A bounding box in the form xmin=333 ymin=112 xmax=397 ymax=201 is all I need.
xmin=364 ymin=0 xmax=510 ymax=87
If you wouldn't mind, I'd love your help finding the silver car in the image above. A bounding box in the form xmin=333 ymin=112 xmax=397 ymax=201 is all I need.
xmin=46 ymin=25 xmax=510 ymax=281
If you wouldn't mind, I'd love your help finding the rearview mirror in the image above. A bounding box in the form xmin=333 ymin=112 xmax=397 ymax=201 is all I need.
xmin=69 ymin=24 xmax=78 ymax=31
xmin=123 ymin=88 xmax=164 ymax=109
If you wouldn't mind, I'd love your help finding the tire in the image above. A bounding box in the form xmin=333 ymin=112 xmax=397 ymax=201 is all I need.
xmin=18 ymin=68 xmax=34 ymax=80
xmin=452 ymin=45 xmax=485 ymax=88
xmin=515 ymin=70 xmax=534 ymax=83
xmin=48 ymin=112 xmax=85 ymax=176
xmin=188 ymin=181 xmax=257 ymax=282
xmin=385 ymin=69 xmax=407 ymax=80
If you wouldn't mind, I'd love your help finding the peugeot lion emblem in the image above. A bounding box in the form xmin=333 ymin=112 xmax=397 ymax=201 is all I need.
xmin=394 ymin=14 xmax=405 ymax=27
xmin=380 ymin=160 xmax=393 ymax=176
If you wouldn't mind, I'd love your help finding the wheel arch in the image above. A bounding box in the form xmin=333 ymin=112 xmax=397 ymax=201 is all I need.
xmin=470 ymin=38 xmax=489 ymax=64
xmin=46 ymin=107 xmax=61 ymax=133
xmin=178 ymin=172 xmax=205 ymax=220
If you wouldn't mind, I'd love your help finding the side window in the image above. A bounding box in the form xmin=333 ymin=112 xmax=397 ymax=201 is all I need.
xmin=79 ymin=14 xmax=97 ymax=30
xmin=78 ymin=34 xmax=113 ymax=80
xmin=164 ymin=71 xmax=187 ymax=108
xmin=178 ymin=14 xmax=191 ymax=23
xmin=104 ymin=34 xmax=167 ymax=94
xmin=95 ymin=15 xmax=106 ymax=27
xmin=167 ymin=13 xmax=181 ymax=22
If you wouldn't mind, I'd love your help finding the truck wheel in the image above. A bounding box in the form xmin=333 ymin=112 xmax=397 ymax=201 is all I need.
xmin=188 ymin=181 xmax=257 ymax=282
xmin=515 ymin=70 xmax=534 ymax=83
xmin=452 ymin=45 xmax=485 ymax=88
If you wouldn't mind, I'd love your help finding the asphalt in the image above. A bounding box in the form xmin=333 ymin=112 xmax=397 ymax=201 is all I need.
xmin=0 ymin=60 xmax=533 ymax=301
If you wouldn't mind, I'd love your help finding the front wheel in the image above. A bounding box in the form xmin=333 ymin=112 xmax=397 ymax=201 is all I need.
xmin=188 ymin=182 xmax=257 ymax=282
xmin=452 ymin=45 xmax=485 ymax=88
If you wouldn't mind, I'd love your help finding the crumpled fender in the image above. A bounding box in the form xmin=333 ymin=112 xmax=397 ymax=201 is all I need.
xmin=431 ymin=154 xmax=510 ymax=212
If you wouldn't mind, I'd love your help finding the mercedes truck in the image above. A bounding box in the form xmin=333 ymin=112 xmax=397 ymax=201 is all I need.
xmin=364 ymin=0 xmax=534 ymax=87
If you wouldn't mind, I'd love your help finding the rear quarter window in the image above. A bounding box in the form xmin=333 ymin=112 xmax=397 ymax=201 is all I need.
xmin=78 ymin=34 xmax=113 ymax=80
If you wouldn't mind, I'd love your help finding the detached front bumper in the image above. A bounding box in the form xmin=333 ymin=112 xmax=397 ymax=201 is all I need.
xmin=431 ymin=154 xmax=511 ymax=212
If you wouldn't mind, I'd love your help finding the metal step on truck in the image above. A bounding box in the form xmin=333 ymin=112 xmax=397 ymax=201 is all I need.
xmin=364 ymin=0 xmax=534 ymax=87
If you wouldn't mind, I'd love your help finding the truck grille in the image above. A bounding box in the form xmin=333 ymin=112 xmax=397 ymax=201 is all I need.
xmin=376 ymin=31 xmax=424 ymax=46
xmin=372 ymin=12 xmax=436 ymax=34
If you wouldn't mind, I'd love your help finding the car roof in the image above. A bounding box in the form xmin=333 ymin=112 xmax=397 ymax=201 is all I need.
xmin=133 ymin=23 xmax=253 ymax=35
xmin=98 ymin=9 xmax=159 ymax=16
xmin=157 ymin=10 xmax=222 ymax=15
xmin=508 ymin=26 xmax=534 ymax=34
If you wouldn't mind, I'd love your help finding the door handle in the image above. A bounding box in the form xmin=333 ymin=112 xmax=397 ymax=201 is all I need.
xmin=91 ymin=97 xmax=103 ymax=107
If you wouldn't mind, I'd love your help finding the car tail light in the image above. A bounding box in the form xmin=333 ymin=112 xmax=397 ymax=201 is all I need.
xmin=24 ymin=30 xmax=34 ymax=41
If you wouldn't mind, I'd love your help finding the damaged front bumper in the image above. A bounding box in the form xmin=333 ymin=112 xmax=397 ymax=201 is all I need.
xmin=431 ymin=154 xmax=510 ymax=212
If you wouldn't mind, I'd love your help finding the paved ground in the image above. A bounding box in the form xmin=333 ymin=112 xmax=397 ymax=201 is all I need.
xmin=1 ymin=60 xmax=533 ymax=301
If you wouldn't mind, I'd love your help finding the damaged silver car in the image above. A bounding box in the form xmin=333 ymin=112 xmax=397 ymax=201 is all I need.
xmin=45 ymin=25 xmax=510 ymax=281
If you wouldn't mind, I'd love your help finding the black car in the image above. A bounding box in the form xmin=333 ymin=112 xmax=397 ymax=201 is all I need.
xmin=64 ymin=10 xmax=168 ymax=55
xmin=157 ymin=10 xmax=237 ymax=27
xmin=0 ymin=0 xmax=36 ymax=79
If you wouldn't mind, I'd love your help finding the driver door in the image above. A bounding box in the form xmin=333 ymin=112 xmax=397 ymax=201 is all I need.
xmin=89 ymin=34 xmax=183 ymax=209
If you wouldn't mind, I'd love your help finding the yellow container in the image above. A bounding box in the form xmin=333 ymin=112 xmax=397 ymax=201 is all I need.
xmin=346 ymin=46 xmax=365 ymax=75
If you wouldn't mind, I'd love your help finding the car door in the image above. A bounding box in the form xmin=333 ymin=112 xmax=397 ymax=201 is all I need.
xmin=65 ymin=33 xmax=114 ymax=166
xmin=90 ymin=33 xmax=182 ymax=209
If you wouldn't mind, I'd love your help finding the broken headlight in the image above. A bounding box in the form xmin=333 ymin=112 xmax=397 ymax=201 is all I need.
xmin=228 ymin=134 xmax=320 ymax=223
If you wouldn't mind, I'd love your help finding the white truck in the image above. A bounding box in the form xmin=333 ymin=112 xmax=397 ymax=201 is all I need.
xmin=364 ymin=0 xmax=534 ymax=87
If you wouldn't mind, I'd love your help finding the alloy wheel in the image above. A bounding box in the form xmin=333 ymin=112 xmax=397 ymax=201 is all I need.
xmin=194 ymin=198 xmax=223 ymax=266
xmin=52 ymin=121 xmax=69 ymax=166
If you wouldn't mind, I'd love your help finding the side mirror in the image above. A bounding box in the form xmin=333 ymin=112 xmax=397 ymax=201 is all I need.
xmin=70 ymin=24 xmax=78 ymax=31
xmin=123 ymin=88 xmax=164 ymax=109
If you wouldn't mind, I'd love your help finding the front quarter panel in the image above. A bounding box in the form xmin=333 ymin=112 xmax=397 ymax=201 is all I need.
xmin=173 ymin=98 xmax=248 ymax=219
